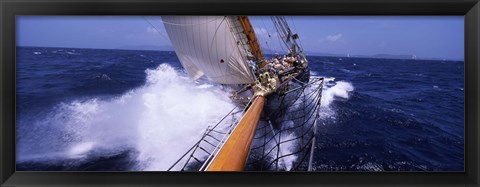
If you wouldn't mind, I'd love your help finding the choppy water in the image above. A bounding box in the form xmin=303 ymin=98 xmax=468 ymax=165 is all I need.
xmin=16 ymin=47 xmax=464 ymax=171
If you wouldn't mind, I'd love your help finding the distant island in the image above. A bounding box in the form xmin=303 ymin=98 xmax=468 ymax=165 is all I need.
xmin=261 ymin=48 xmax=463 ymax=61
xmin=308 ymin=52 xmax=417 ymax=60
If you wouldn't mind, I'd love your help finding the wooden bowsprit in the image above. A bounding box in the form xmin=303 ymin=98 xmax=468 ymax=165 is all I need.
xmin=206 ymin=95 xmax=265 ymax=171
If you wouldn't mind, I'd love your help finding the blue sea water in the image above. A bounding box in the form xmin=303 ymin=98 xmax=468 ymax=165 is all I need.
xmin=16 ymin=46 xmax=464 ymax=171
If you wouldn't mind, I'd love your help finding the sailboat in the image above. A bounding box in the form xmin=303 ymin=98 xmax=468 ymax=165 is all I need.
xmin=160 ymin=16 xmax=324 ymax=171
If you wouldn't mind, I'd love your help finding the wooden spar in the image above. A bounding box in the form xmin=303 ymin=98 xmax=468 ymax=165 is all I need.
xmin=206 ymin=95 xmax=265 ymax=171
xmin=237 ymin=16 xmax=266 ymax=68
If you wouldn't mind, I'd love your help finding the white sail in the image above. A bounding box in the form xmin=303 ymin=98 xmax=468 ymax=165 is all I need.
xmin=162 ymin=16 xmax=256 ymax=84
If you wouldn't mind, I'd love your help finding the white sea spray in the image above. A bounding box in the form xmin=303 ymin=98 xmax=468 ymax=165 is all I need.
xmin=16 ymin=64 xmax=236 ymax=171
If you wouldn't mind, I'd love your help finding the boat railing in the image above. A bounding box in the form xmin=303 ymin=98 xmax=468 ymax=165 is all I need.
xmin=166 ymin=104 xmax=245 ymax=171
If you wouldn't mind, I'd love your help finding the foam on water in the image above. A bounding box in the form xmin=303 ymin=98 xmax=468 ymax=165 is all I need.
xmin=321 ymin=78 xmax=354 ymax=107
xmin=277 ymin=132 xmax=298 ymax=171
xmin=68 ymin=141 xmax=96 ymax=158
xmin=263 ymin=130 xmax=298 ymax=171
xmin=16 ymin=64 xmax=236 ymax=171
xmin=310 ymin=74 xmax=354 ymax=120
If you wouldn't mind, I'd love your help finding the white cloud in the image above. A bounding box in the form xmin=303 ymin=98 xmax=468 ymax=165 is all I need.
xmin=319 ymin=33 xmax=343 ymax=42
xmin=318 ymin=33 xmax=343 ymax=42
xmin=326 ymin=33 xmax=343 ymax=41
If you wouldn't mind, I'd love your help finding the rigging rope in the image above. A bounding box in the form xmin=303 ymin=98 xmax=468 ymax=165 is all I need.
xmin=260 ymin=17 xmax=275 ymax=54
xmin=143 ymin=16 xmax=171 ymax=42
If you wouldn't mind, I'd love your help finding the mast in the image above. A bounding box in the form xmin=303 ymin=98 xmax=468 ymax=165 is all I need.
xmin=237 ymin=16 xmax=265 ymax=67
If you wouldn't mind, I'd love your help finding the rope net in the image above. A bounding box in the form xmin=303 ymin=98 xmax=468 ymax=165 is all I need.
xmin=246 ymin=77 xmax=323 ymax=171
xmin=168 ymin=77 xmax=324 ymax=171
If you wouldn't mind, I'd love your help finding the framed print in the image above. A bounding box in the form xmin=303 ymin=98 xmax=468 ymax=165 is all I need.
xmin=1 ymin=0 xmax=479 ymax=186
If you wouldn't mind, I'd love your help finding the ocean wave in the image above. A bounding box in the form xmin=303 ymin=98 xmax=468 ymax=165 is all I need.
xmin=310 ymin=74 xmax=354 ymax=121
xmin=16 ymin=63 xmax=236 ymax=171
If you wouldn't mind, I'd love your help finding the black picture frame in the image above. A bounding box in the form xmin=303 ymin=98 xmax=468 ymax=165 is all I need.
xmin=1 ymin=0 xmax=479 ymax=186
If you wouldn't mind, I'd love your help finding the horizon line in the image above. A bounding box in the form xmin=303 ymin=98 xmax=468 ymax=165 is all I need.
xmin=16 ymin=45 xmax=464 ymax=62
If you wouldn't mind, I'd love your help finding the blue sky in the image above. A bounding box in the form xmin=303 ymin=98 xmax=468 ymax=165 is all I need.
xmin=17 ymin=16 xmax=464 ymax=60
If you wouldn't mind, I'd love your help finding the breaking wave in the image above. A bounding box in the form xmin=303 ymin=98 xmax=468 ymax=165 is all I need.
xmin=16 ymin=64 xmax=236 ymax=171
xmin=310 ymin=75 xmax=355 ymax=121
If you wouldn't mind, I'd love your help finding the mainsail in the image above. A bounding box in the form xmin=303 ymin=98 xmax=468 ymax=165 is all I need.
xmin=162 ymin=16 xmax=257 ymax=84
